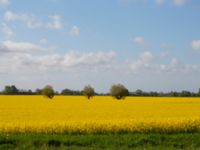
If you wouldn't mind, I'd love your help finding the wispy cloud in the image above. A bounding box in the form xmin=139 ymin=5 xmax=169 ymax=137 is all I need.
xmin=173 ymin=0 xmax=186 ymax=6
xmin=0 ymin=50 xmax=116 ymax=73
xmin=0 ymin=40 xmax=47 ymax=53
xmin=128 ymin=51 xmax=198 ymax=73
xmin=155 ymin=0 xmax=165 ymax=6
xmin=4 ymin=11 xmax=43 ymax=28
xmin=192 ymin=40 xmax=200 ymax=50
xmin=47 ymin=15 xmax=63 ymax=29
xmin=119 ymin=0 xmax=187 ymax=7
xmin=69 ymin=25 xmax=80 ymax=36
xmin=139 ymin=51 xmax=153 ymax=62
xmin=4 ymin=11 xmax=63 ymax=29
xmin=131 ymin=36 xmax=146 ymax=46
xmin=130 ymin=51 xmax=153 ymax=72
xmin=0 ymin=0 xmax=9 ymax=5
xmin=160 ymin=51 xmax=170 ymax=57
xmin=159 ymin=58 xmax=198 ymax=73
xmin=0 ymin=23 xmax=14 ymax=39
xmin=160 ymin=43 xmax=174 ymax=49
xmin=39 ymin=38 xmax=48 ymax=44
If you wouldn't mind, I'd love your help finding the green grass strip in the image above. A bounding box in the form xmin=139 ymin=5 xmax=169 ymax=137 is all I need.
xmin=1 ymin=133 xmax=200 ymax=150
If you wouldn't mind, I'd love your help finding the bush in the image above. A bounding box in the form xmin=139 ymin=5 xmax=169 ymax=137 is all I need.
xmin=3 ymin=85 xmax=19 ymax=95
xmin=42 ymin=85 xmax=55 ymax=99
xmin=110 ymin=84 xmax=129 ymax=100
xmin=83 ymin=85 xmax=95 ymax=99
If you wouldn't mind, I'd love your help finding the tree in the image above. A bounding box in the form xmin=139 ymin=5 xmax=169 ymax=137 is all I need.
xmin=180 ymin=90 xmax=191 ymax=97
xmin=198 ymin=88 xmax=200 ymax=96
xmin=110 ymin=84 xmax=129 ymax=100
xmin=61 ymin=88 xmax=74 ymax=95
xmin=135 ymin=89 xmax=143 ymax=96
xmin=35 ymin=88 xmax=42 ymax=95
xmin=42 ymin=85 xmax=55 ymax=99
xmin=3 ymin=85 xmax=19 ymax=95
xmin=61 ymin=88 xmax=82 ymax=95
xmin=83 ymin=85 xmax=95 ymax=99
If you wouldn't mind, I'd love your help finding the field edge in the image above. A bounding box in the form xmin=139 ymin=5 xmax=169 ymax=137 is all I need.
xmin=1 ymin=133 xmax=200 ymax=150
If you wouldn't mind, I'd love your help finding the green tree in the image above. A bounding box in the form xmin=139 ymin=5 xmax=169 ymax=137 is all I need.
xmin=83 ymin=85 xmax=95 ymax=99
xmin=3 ymin=85 xmax=19 ymax=95
xmin=135 ymin=89 xmax=143 ymax=96
xmin=61 ymin=89 xmax=74 ymax=95
xmin=35 ymin=88 xmax=42 ymax=95
xmin=180 ymin=90 xmax=191 ymax=97
xmin=110 ymin=84 xmax=129 ymax=100
xmin=42 ymin=85 xmax=55 ymax=99
xmin=198 ymin=88 xmax=200 ymax=96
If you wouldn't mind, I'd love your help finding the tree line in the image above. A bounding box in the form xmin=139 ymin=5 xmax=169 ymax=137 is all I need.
xmin=0 ymin=84 xmax=200 ymax=99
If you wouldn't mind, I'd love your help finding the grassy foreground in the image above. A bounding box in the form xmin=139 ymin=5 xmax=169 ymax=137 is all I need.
xmin=1 ymin=133 xmax=200 ymax=150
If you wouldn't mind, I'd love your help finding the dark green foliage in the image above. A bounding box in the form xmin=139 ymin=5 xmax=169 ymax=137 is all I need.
xmin=61 ymin=88 xmax=82 ymax=95
xmin=0 ymin=84 xmax=200 ymax=97
xmin=35 ymin=88 xmax=42 ymax=95
xmin=1 ymin=133 xmax=200 ymax=150
xmin=42 ymin=85 xmax=55 ymax=99
xmin=135 ymin=89 xmax=143 ymax=96
xmin=129 ymin=89 xmax=199 ymax=97
xmin=180 ymin=90 xmax=192 ymax=97
xmin=110 ymin=84 xmax=129 ymax=100
xmin=47 ymin=139 xmax=61 ymax=147
xmin=61 ymin=89 xmax=74 ymax=95
xmin=3 ymin=85 xmax=19 ymax=95
xmin=82 ymin=85 xmax=95 ymax=99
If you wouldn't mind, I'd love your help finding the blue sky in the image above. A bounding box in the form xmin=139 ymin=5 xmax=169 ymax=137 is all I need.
xmin=0 ymin=0 xmax=200 ymax=92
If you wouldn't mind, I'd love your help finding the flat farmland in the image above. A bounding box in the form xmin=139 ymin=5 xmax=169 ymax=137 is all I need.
xmin=1 ymin=96 xmax=200 ymax=134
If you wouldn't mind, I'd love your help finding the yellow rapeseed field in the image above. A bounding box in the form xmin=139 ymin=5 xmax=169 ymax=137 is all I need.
xmin=1 ymin=96 xmax=200 ymax=133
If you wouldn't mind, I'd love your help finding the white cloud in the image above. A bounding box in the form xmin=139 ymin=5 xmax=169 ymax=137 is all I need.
xmin=130 ymin=60 xmax=148 ymax=72
xmin=4 ymin=11 xmax=43 ymax=28
xmin=62 ymin=51 xmax=115 ymax=68
xmin=170 ymin=58 xmax=178 ymax=66
xmin=159 ymin=58 xmax=199 ymax=73
xmin=47 ymin=15 xmax=63 ymax=29
xmin=39 ymin=38 xmax=48 ymax=44
xmin=173 ymin=0 xmax=186 ymax=6
xmin=120 ymin=0 xmax=187 ymax=7
xmin=0 ymin=40 xmax=47 ymax=53
xmin=130 ymin=51 xmax=153 ymax=72
xmin=160 ymin=51 xmax=170 ymax=57
xmin=156 ymin=0 xmax=165 ymax=6
xmin=0 ymin=23 xmax=14 ymax=39
xmin=0 ymin=47 xmax=199 ymax=92
xmin=0 ymin=51 xmax=116 ymax=73
xmin=129 ymin=52 xmax=198 ymax=73
xmin=139 ymin=51 xmax=153 ymax=62
xmin=192 ymin=40 xmax=200 ymax=50
xmin=4 ymin=11 xmax=17 ymax=21
xmin=0 ymin=0 xmax=9 ymax=5
xmin=160 ymin=58 xmax=177 ymax=72
xmin=69 ymin=25 xmax=80 ymax=36
xmin=132 ymin=36 xmax=145 ymax=45
xmin=4 ymin=11 xmax=63 ymax=29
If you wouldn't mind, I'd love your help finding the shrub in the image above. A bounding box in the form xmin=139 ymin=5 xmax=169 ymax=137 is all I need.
xmin=110 ymin=84 xmax=129 ymax=100
xmin=83 ymin=85 xmax=95 ymax=99
xmin=42 ymin=85 xmax=55 ymax=99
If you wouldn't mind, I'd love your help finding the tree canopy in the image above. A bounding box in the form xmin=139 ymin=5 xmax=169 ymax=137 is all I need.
xmin=42 ymin=85 xmax=55 ymax=99
xmin=110 ymin=84 xmax=129 ymax=100
xmin=83 ymin=85 xmax=95 ymax=99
